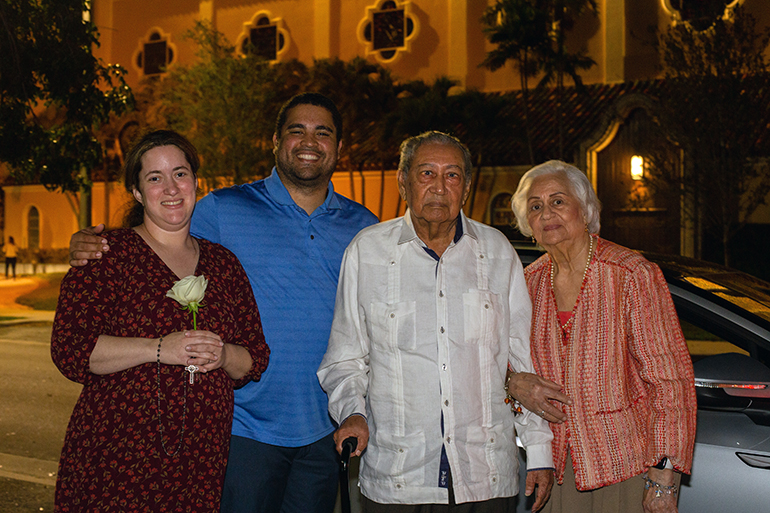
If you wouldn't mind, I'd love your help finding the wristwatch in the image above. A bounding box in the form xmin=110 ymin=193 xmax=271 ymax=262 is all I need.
xmin=653 ymin=457 xmax=674 ymax=470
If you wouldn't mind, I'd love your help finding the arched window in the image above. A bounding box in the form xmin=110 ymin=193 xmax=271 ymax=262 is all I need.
xmin=237 ymin=12 xmax=289 ymax=62
xmin=134 ymin=28 xmax=176 ymax=76
xmin=28 ymin=206 xmax=40 ymax=249
xmin=662 ymin=0 xmax=742 ymax=31
xmin=359 ymin=0 xmax=418 ymax=63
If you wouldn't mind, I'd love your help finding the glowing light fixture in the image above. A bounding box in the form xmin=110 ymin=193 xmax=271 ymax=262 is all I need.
xmin=631 ymin=155 xmax=644 ymax=181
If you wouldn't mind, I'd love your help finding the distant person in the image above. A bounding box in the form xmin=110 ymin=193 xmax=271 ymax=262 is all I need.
xmin=4 ymin=236 xmax=17 ymax=279
xmin=509 ymin=160 xmax=697 ymax=513
xmin=52 ymin=130 xmax=270 ymax=512
xmin=67 ymin=93 xmax=379 ymax=513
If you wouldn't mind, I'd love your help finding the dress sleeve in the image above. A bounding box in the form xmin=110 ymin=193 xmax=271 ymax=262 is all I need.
xmin=625 ymin=260 xmax=698 ymax=473
xmin=222 ymin=253 xmax=270 ymax=388
xmin=317 ymin=242 xmax=369 ymax=425
xmin=50 ymin=253 xmax=119 ymax=384
xmin=507 ymin=253 xmax=554 ymax=470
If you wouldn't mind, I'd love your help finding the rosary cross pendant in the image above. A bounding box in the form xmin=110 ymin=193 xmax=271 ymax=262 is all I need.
xmin=185 ymin=364 xmax=199 ymax=384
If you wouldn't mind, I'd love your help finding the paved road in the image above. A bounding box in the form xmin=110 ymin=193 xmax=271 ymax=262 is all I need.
xmin=0 ymin=276 xmax=73 ymax=511
xmin=0 ymin=322 xmax=79 ymax=512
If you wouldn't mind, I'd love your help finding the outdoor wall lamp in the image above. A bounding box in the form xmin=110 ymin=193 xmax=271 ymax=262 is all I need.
xmin=631 ymin=155 xmax=644 ymax=181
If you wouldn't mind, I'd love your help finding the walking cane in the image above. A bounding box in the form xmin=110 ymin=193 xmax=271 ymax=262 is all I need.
xmin=339 ymin=437 xmax=358 ymax=513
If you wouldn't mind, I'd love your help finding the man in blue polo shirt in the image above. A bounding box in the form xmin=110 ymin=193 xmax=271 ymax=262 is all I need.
xmin=68 ymin=93 xmax=378 ymax=513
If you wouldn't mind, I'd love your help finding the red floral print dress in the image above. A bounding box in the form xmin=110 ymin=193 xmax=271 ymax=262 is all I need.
xmin=51 ymin=229 xmax=270 ymax=512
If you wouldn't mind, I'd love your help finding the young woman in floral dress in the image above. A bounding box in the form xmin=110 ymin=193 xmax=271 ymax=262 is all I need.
xmin=51 ymin=130 xmax=270 ymax=512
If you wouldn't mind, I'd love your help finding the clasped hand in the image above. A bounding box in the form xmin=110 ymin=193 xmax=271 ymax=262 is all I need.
xmin=160 ymin=330 xmax=225 ymax=373
xmin=507 ymin=372 xmax=571 ymax=423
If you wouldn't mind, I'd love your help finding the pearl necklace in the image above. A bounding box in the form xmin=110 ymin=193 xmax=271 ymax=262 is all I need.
xmin=551 ymin=235 xmax=594 ymax=331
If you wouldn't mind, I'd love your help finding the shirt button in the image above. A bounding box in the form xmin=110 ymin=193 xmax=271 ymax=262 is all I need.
xmin=396 ymin=484 xmax=402 ymax=489
xmin=390 ymin=261 xmax=396 ymax=266
xmin=446 ymin=437 xmax=451 ymax=444
xmin=399 ymin=448 xmax=404 ymax=453
xmin=440 ymin=327 xmax=445 ymax=333
xmin=390 ymin=313 xmax=395 ymax=318
xmin=439 ymin=290 xmax=444 ymax=297
xmin=444 ymin=400 xmax=449 ymax=406
xmin=484 ymin=303 xmax=489 ymax=309
xmin=492 ymin=477 xmax=497 ymax=483
xmin=479 ymin=254 xmax=485 ymax=259
xmin=310 ymin=235 xmax=315 ymax=240
xmin=442 ymin=364 xmax=447 ymax=371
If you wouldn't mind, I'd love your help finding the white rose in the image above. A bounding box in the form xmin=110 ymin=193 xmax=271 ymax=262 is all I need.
xmin=166 ymin=274 xmax=208 ymax=312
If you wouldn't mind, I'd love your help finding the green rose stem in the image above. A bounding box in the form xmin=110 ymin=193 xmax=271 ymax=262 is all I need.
xmin=187 ymin=302 xmax=200 ymax=330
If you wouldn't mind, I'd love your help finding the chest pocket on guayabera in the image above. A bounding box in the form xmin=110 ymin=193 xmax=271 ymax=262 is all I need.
xmin=369 ymin=301 xmax=417 ymax=352
xmin=463 ymin=290 xmax=502 ymax=346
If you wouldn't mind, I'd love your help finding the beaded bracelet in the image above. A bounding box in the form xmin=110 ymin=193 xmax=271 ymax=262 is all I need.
xmin=504 ymin=373 xmax=523 ymax=415
xmin=156 ymin=336 xmax=163 ymax=364
xmin=643 ymin=474 xmax=678 ymax=499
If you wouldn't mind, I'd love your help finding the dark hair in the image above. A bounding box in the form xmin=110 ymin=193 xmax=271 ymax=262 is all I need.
xmin=123 ymin=130 xmax=200 ymax=227
xmin=398 ymin=131 xmax=473 ymax=182
xmin=8 ymin=236 xmax=14 ymax=245
xmin=274 ymin=92 xmax=343 ymax=141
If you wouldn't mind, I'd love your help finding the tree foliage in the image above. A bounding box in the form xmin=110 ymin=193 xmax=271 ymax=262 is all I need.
xmin=118 ymin=23 xmax=522 ymax=218
xmin=150 ymin=23 xmax=406 ymax=190
xmin=156 ymin=22 xmax=294 ymax=189
xmin=481 ymin=0 xmax=597 ymax=162
xmin=309 ymin=57 xmax=399 ymax=172
xmin=0 ymin=0 xmax=132 ymax=194
xmin=650 ymin=6 xmax=770 ymax=265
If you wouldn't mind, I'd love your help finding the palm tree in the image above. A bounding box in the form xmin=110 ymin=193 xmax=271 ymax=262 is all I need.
xmin=481 ymin=0 xmax=597 ymax=160
xmin=481 ymin=0 xmax=550 ymax=164
xmin=310 ymin=57 xmax=399 ymax=216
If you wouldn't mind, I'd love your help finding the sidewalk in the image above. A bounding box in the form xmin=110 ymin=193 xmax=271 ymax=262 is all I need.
xmin=0 ymin=276 xmax=56 ymax=324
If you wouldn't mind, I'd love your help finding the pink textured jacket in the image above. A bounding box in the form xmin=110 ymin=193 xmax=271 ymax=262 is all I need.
xmin=525 ymin=236 xmax=697 ymax=491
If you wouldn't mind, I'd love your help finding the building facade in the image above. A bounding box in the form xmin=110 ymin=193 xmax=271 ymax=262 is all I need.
xmin=3 ymin=0 xmax=769 ymax=266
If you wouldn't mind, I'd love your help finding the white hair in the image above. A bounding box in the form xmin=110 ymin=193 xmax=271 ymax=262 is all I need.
xmin=511 ymin=160 xmax=601 ymax=238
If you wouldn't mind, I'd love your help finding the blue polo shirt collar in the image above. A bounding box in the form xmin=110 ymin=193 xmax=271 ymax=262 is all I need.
xmin=264 ymin=167 xmax=341 ymax=212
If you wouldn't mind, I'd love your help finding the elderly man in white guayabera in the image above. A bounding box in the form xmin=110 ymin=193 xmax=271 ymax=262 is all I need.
xmin=319 ymin=131 xmax=555 ymax=513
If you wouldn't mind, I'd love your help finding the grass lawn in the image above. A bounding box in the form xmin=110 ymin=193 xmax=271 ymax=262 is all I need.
xmin=15 ymin=273 xmax=65 ymax=311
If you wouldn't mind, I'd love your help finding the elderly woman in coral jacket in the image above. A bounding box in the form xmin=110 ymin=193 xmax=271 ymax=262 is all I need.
xmin=508 ymin=160 xmax=697 ymax=513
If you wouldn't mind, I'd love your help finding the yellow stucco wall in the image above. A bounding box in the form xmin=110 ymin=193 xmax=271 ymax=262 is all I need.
xmin=3 ymin=183 xmax=134 ymax=251
xmin=90 ymin=0 xmax=683 ymax=93
xmin=2 ymin=165 xmax=529 ymax=252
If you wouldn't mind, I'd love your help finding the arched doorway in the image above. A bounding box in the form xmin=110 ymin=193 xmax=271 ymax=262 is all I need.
xmin=582 ymin=96 xmax=684 ymax=255
xmin=595 ymin=108 xmax=681 ymax=254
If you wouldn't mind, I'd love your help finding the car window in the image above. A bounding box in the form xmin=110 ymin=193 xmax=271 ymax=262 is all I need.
xmin=673 ymin=296 xmax=770 ymax=370
xmin=680 ymin=318 xmax=749 ymax=364
xmin=682 ymin=276 xmax=770 ymax=323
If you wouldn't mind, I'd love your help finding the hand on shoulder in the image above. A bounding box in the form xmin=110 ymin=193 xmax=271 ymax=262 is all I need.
xmin=69 ymin=224 xmax=110 ymax=267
